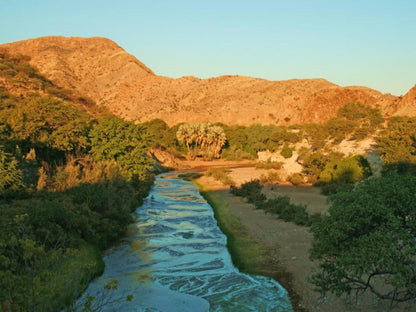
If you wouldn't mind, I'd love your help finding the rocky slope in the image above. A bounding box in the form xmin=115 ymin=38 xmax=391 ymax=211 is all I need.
xmin=1 ymin=36 xmax=154 ymax=107
xmin=393 ymin=84 xmax=416 ymax=117
xmin=1 ymin=36 xmax=413 ymax=125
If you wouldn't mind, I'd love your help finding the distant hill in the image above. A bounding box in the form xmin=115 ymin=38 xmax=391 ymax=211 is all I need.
xmin=1 ymin=36 xmax=415 ymax=125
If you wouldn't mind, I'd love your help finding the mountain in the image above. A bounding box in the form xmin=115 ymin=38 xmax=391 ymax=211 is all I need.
xmin=393 ymin=85 xmax=416 ymax=117
xmin=1 ymin=36 xmax=413 ymax=125
xmin=1 ymin=36 xmax=154 ymax=107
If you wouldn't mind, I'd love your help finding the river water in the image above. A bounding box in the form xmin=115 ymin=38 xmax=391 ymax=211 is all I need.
xmin=76 ymin=173 xmax=293 ymax=311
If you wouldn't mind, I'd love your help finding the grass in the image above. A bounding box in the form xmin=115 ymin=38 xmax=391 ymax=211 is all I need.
xmin=26 ymin=243 xmax=104 ymax=312
xmin=195 ymin=180 xmax=307 ymax=312
xmin=195 ymin=181 xmax=283 ymax=276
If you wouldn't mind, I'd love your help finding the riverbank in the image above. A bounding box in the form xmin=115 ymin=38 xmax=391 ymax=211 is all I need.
xmin=192 ymin=164 xmax=413 ymax=312
xmin=195 ymin=175 xmax=306 ymax=312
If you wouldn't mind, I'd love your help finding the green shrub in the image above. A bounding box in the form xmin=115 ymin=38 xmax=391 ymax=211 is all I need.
xmin=255 ymin=160 xmax=283 ymax=170
xmin=280 ymin=143 xmax=293 ymax=159
xmin=222 ymin=147 xmax=255 ymax=160
xmin=231 ymin=181 xmax=315 ymax=226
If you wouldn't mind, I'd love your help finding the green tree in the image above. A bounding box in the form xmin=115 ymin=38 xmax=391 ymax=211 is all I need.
xmin=2 ymin=95 xmax=90 ymax=153
xmin=377 ymin=116 xmax=416 ymax=164
xmin=89 ymin=116 xmax=154 ymax=181
xmin=280 ymin=143 xmax=293 ymax=159
xmin=176 ymin=123 xmax=226 ymax=159
xmin=0 ymin=146 xmax=24 ymax=194
xmin=310 ymin=173 xmax=416 ymax=303
xmin=318 ymin=155 xmax=370 ymax=184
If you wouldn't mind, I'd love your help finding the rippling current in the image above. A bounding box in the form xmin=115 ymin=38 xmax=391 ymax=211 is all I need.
xmin=76 ymin=173 xmax=293 ymax=311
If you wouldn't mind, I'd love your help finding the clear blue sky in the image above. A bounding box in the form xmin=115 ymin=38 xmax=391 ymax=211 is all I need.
xmin=1 ymin=0 xmax=415 ymax=95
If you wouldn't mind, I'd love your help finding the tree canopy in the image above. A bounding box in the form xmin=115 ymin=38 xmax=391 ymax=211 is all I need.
xmin=89 ymin=116 xmax=154 ymax=181
xmin=377 ymin=116 xmax=416 ymax=164
xmin=310 ymin=173 xmax=416 ymax=303
xmin=176 ymin=122 xmax=226 ymax=159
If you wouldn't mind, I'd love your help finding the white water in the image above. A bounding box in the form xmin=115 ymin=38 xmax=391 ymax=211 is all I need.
xmin=75 ymin=173 xmax=293 ymax=311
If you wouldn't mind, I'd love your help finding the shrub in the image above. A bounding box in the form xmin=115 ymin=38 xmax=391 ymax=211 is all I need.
xmin=255 ymin=160 xmax=283 ymax=170
xmin=205 ymin=167 xmax=235 ymax=185
xmin=230 ymin=179 xmax=266 ymax=205
xmin=280 ymin=143 xmax=293 ymax=159
xmin=288 ymin=173 xmax=304 ymax=185
xmin=231 ymin=181 xmax=315 ymax=226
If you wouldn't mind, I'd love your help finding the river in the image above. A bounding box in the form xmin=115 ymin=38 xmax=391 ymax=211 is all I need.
xmin=75 ymin=173 xmax=293 ymax=311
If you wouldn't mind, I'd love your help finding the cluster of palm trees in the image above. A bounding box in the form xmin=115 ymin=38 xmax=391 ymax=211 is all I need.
xmin=176 ymin=123 xmax=226 ymax=159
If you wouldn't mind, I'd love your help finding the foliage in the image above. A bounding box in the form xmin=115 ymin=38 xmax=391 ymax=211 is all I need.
xmin=298 ymin=149 xmax=327 ymax=184
xmin=221 ymin=124 xmax=302 ymax=158
xmin=176 ymin=122 xmax=226 ymax=159
xmin=302 ymin=103 xmax=383 ymax=149
xmin=0 ymin=95 xmax=91 ymax=156
xmin=142 ymin=118 xmax=177 ymax=149
xmin=318 ymin=155 xmax=371 ymax=185
xmin=0 ymin=146 xmax=24 ymax=195
xmin=230 ymin=180 xmax=319 ymax=226
xmin=310 ymin=173 xmax=416 ymax=303
xmin=254 ymin=159 xmax=283 ymax=170
xmin=89 ymin=116 xmax=155 ymax=181
xmin=288 ymin=173 xmax=305 ymax=185
xmin=259 ymin=171 xmax=281 ymax=184
xmin=221 ymin=146 xmax=255 ymax=160
xmin=280 ymin=143 xmax=293 ymax=159
xmin=261 ymin=197 xmax=311 ymax=225
xmin=205 ymin=167 xmax=235 ymax=185
xmin=299 ymin=149 xmax=371 ymax=186
xmin=230 ymin=179 xmax=266 ymax=206
xmin=377 ymin=116 xmax=416 ymax=164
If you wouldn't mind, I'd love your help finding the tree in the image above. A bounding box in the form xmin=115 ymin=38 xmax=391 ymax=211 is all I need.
xmin=2 ymin=95 xmax=90 ymax=153
xmin=89 ymin=116 xmax=154 ymax=181
xmin=318 ymin=155 xmax=370 ymax=184
xmin=176 ymin=123 xmax=226 ymax=159
xmin=310 ymin=173 xmax=416 ymax=303
xmin=377 ymin=116 xmax=416 ymax=164
xmin=280 ymin=143 xmax=293 ymax=159
xmin=0 ymin=146 xmax=24 ymax=194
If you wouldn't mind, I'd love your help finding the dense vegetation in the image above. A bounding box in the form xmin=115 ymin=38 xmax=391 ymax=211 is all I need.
xmin=310 ymin=172 xmax=416 ymax=303
xmin=176 ymin=122 xmax=226 ymax=159
xmin=0 ymin=53 xmax=155 ymax=311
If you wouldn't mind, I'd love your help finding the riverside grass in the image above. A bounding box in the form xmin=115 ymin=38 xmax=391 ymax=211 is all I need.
xmin=195 ymin=180 xmax=304 ymax=312
xmin=195 ymin=181 xmax=284 ymax=276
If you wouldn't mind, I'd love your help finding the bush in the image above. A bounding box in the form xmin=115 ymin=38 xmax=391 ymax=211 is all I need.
xmin=222 ymin=147 xmax=255 ymax=160
xmin=254 ymin=160 xmax=283 ymax=170
xmin=205 ymin=167 xmax=235 ymax=185
xmin=230 ymin=179 xmax=266 ymax=205
xmin=259 ymin=171 xmax=281 ymax=184
xmin=288 ymin=173 xmax=304 ymax=185
xmin=231 ymin=181 xmax=315 ymax=226
xmin=280 ymin=143 xmax=293 ymax=159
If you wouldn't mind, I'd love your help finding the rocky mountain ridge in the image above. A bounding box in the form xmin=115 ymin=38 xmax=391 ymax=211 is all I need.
xmin=1 ymin=36 xmax=415 ymax=125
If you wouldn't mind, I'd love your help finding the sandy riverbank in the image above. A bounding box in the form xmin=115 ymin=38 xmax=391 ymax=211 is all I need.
xmin=187 ymin=162 xmax=413 ymax=312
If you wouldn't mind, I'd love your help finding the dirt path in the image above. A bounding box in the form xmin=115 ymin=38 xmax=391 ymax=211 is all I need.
xmin=189 ymin=163 xmax=413 ymax=312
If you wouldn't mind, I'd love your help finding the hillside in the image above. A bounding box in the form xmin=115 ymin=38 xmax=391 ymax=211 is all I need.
xmin=393 ymin=84 xmax=416 ymax=117
xmin=1 ymin=36 xmax=414 ymax=125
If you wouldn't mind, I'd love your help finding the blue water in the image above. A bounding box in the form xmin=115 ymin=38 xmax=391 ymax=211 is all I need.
xmin=75 ymin=173 xmax=293 ymax=311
